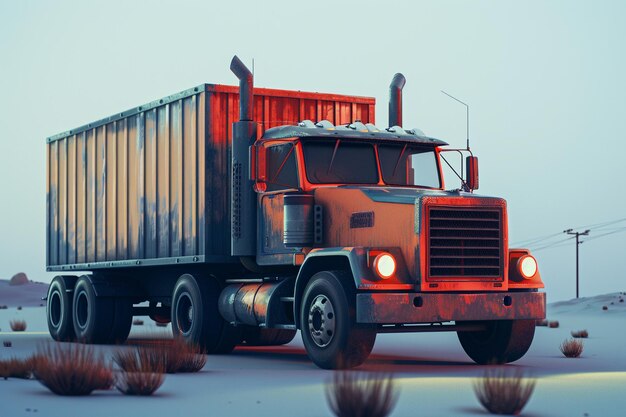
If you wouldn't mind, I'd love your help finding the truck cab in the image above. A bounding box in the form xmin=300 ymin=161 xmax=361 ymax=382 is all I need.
xmin=240 ymin=118 xmax=545 ymax=369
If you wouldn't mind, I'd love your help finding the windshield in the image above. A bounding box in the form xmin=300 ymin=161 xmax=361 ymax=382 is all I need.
xmin=378 ymin=144 xmax=440 ymax=188
xmin=302 ymin=140 xmax=378 ymax=184
xmin=301 ymin=139 xmax=440 ymax=188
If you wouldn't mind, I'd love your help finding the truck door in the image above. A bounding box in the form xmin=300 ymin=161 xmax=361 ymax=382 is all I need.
xmin=259 ymin=143 xmax=300 ymax=255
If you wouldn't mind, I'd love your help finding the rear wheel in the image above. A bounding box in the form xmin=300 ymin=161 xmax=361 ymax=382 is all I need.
xmin=171 ymin=274 xmax=241 ymax=353
xmin=72 ymin=275 xmax=115 ymax=344
xmin=457 ymin=319 xmax=536 ymax=364
xmin=107 ymin=298 xmax=133 ymax=344
xmin=47 ymin=276 xmax=77 ymax=341
xmin=300 ymin=270 xmax=376 ymax=369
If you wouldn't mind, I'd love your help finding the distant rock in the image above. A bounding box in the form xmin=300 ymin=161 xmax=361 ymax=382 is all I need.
xmin=9 ymin=272 xmax=29 ymax=286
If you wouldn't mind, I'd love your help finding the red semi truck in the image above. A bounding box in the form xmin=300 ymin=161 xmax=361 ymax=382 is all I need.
xmin=45 ymin=56 xmax=545 ymax=369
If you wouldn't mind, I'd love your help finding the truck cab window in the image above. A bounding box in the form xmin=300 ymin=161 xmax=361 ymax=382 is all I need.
xmin=378 ymin=144 xmax=440 ymax=188
xmin=266 ymin=143 xmax=299 ymax=191
xmin=302 ymin=140 xmax=378 ymax=184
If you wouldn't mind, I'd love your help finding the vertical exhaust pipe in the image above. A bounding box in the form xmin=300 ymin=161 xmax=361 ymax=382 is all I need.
xmin=230 ymin=55 xmax=254 ymax=121
xmin=230 ymin=55 xmax=257 ymax=256
xmin=389 ymin=73 xmax=406 ymax=127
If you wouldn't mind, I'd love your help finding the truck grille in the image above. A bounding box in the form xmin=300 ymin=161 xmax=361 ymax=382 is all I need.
xmin=427 ymin=206 xmax=503 ymax=279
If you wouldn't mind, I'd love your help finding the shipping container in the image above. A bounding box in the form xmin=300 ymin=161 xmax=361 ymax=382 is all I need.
xmin=46 ymin=84 xmax=375 ymax=271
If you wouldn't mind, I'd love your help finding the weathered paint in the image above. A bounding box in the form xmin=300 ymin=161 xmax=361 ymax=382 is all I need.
xmin=47 ymin=84 xmax=375 ymax=269
xmin=356 ymin=292 xmax=546 ymax=324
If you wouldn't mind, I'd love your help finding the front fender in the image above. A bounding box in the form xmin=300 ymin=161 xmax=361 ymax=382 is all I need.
xmin=293 ymin=247 xmax=413 ymax=328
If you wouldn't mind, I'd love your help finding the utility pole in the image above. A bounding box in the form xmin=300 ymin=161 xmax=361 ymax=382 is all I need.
xmin=564 ymin=228 xmax=590 ymax=298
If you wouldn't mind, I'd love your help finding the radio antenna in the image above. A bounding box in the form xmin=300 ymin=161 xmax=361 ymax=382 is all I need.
xmin=441 ymin=90 xmax=470 ymax=150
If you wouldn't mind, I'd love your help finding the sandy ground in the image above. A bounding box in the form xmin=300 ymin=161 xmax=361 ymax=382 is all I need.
xmin=1 ymin=291 xmax=625 ymax=417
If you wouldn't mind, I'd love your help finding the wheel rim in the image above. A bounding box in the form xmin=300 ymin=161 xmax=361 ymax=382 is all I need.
xmin=176 ymin=292 xmax=194 ymax=336
xmin=76 ymin=291 xmax=89 ymax=330
xmin=49 ymin=290 xmax=62 ymax=328
xmin=308 ymin=294 xmax=336 ymax=347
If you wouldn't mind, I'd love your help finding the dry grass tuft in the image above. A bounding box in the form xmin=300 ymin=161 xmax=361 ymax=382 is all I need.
xmin=155 ymin=322 xmax=168 ymax=327
xmin=560 ymin=338 xmax=584 ymax=358
xmin=0 ymin=357 xmax=35 ymax=379
xmin=113 ymin=346 xmax=165 ymax=395
xmin=116 ymin=338 xmax=206 ymax=374
xmin=535 ymin=319 xmax=548 ymax=327
xmin=0 ymin=305 xmax=8 ymax=309
xmin=3 ymin=341 xmax=12 ymax=347
xmin=10 ymin=320 xmax=27 ymax=332
xmin=116 ymin=371 xmax=164 ymax=396
xmin=132 ymin=319 xmax=144 ymax=326
xmin=325 ymin=371 xmax=398 ymax=417
xmin=602 ymin=305 xmax=608 ymax=311
xmin=474 ymin=368 xmax=536 ymax=415
xmin=548 ymin=321 xmax=559 ymax=328
xmin=33 ymin=343 xmax=113 ymax=395
xmin=571 ymin=329 xmax=589 ymax=338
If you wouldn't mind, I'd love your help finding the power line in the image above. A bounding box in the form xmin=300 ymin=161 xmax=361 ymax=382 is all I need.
xmin=511 ymin=217 xmax=626 ymax=247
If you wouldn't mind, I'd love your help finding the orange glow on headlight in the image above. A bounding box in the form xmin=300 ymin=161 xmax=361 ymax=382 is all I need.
xmin=517 ymin=255 xmax=538 ymax=279
xmin=373 ymin=253 xmax=396 ymax=279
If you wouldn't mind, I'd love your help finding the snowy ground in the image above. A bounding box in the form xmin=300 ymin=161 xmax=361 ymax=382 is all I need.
xmin=1 ymin=290 xmax=625 ymax=417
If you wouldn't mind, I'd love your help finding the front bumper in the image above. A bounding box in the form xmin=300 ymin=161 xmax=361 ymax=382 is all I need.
xmin=356 ymin=291 xmax=546 ymax=324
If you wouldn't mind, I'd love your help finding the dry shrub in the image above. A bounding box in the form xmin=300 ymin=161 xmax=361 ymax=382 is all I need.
xmin=474 ymin=368 xmax=536 ymax=415
xmin=548 ymin=321 xmax=559 ymax=328
xmin=535 ymin=319 xmax=548 ymax=327
xmin=0 ymin=357 xmax=35 ymax=379
xmin=602 ymin=305 xmax=608 ymax=311
xmin=116 ymin=338 xmax=206 ymax=374
xmin=10 ymin=320 xmax=27 ymax=332
xmin=113 ymin=346 xmax=165 ymax=395
xmin=116 ymin=371 xmax=164 ymax=396
xmin=133 ymin=319 xmax=144 ymax=326
xmin=571 ymin=329 xmax=589 ymax=338
xmin=155 ymin=322 xmax=168 ymax=327
xmin=325 ymin=371 xmax=398 ymax=417
xmin=3 ymin=341 xmax=12 ymax=347
xmin=33 ymin=343 xmax=113 ymax=395
xmin=560 ymin=338 xmax=584 ymax=358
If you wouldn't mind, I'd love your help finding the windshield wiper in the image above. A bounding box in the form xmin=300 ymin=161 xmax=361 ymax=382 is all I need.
xmin=391 ymin=143 xmax=408 ymax=176
xmin=327 ymin=139 xmax=341 ymax=174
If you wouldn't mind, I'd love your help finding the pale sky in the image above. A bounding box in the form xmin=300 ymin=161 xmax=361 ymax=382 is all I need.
xmin=1 ymin=0 xmax=624 ymax=301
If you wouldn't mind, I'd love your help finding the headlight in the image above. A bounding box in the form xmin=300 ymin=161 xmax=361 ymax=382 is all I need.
xmin=517 ymin=255 xmax=538 ymax=279
xmin=373 ymin=253 xmax=396 ymax=279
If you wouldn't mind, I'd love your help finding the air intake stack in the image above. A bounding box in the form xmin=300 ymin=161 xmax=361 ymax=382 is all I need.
xmin=230 ymin=56 xmax=258 ymax=256
xmin=389 ymin=73 xmax=406 ymax=128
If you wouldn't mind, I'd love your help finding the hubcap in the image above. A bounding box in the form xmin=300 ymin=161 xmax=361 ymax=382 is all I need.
xmin=308 ymin=294 xmax=336 ymax=347
xmin=176 ymin=292 xmax=194 ymax=335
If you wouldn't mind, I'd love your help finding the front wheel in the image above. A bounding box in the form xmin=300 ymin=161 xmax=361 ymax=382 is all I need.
xmin=457 ymin=319 xmax=536 ymax=364
xmin=300 ymin=271 xmax=376 ymax=369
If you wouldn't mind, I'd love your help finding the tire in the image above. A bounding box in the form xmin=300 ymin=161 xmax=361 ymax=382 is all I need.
xmin=72 ymin=275 xmax=115 ymax=344
xmin=107 ymin=298 xmax=133 ymax=344
xmin=46 ymin=275 xmax=77 ymax=342
xmin=171 ymin=274 xmax=241 ymax=354
xmin=241 ymin=327 xmax=297 ymax=346
xmin=457 ymin=319 xmax=536 ymax=364
xmin=300 ymin=270 xmax=376 ymax=369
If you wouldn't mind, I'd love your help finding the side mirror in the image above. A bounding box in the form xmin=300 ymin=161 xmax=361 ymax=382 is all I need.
xmin=466 ymin=156 xmax=479 ymax=190
xmin=250 ymin=143 xmax=267 ymax=191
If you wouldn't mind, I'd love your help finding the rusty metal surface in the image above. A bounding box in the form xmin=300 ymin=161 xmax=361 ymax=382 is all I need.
xmin=47 ymin=84 xmax=375 ymax=269
xmin=356 ymin=291 xmax=546 ymax=324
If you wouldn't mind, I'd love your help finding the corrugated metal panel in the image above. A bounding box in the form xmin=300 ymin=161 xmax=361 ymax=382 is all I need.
xmin=46 ymin=84 xmax=375 ymax=268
